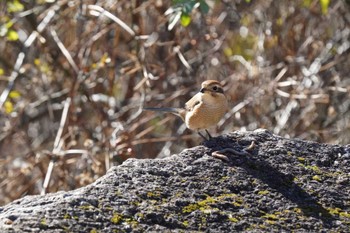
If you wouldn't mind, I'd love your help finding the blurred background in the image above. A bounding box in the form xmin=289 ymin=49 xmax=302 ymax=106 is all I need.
xmin=0 ymin=0 xmax=349 ymax=206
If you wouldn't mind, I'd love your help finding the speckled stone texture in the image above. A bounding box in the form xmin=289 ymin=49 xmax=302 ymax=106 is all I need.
xmin=0 ymin=129 xmax=349 ymax=232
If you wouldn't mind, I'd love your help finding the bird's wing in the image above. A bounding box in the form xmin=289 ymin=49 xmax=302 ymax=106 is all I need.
xmin=185 ymin=93 xmax=202 ymax=112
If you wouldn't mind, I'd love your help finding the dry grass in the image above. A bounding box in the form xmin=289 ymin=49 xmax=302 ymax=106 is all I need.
xmin=0 ymin=0 xmax=349 ymax=206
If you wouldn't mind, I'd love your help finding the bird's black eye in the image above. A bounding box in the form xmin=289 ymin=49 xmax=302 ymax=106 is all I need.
xmin=212 ymin=86 xmax=218 ymax=91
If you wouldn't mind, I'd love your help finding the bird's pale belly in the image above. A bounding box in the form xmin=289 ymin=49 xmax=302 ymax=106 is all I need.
xmin=185 ymin=103 xmax=226 ymax=130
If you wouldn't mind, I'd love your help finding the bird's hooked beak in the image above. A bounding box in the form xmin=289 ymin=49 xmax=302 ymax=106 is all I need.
xmin=200 ymin=88 xmax=206 ymax=93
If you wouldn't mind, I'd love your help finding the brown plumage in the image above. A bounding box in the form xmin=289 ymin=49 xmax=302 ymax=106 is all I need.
xmin=144 ymin=80 xmax=228 ymax=139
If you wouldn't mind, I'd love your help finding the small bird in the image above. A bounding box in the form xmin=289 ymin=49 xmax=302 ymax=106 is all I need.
xmin=144 ymin=80 xmax=228 ymax=140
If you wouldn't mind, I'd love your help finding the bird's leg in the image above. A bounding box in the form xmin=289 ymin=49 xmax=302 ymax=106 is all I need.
xmin=197 ymin=131 xmax=208 ymax=140
xmin=205 ymin=129 xmax=212 ymax=139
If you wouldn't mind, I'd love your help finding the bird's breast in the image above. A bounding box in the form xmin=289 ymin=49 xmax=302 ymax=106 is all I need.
xmin=185 ymin=95 xmax=227 ymax=130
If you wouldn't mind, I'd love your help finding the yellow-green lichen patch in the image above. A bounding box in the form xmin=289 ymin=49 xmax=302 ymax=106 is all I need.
xmin=115 ymin=190 xmax=122 ymax=196
xmin=182 ymin=203 xmax=202 ymax=213
xmin=218 ymin=193 xmax=244 ymax=207
xmin=135 ymin=212 xmax=144 ymax=220
xmin=123 ymin=217 xmax=139 ymax=228
xmin=261 ymin=211 xmax=288 ymax=224
xmin=262 ymin=213 xmax=279 ymax=220
xmin=40 ymin=217 xmax=47 ymax=226
xmin=293 ymin=207 xmax=302 ymax=214
xmin=232 ymin=201 xmax=242 ymax=207
xmin=258 ymin=190 xmax=270 ymax=195
xmin=220 ymin=176 xmax=230 ymax=181
xmin=340 ymin=212 xmax=350 ymax=218
xmin=79 ymin=204 xmax=95 ymax=210
xmin=228 ymin=217 xmax=239 ymax=223
xmin=305 ymin=165 xmax=321 ymax=174
xmin=328 ymin=207 xmax=350 ymax=219
xmin=182 ymin=193 xmax=243 ymax=214
xmin=265 ymin=219 xmax=276 ymax=225
xmin=146 ymin=191 xmax=161 ymax=199
xmin=110 ymin=212 xmax=139 ymax=227
xmin=63 ymin=213 xmax=71 ymax=219
xmin=182 ymin=220 xmax=189 ymax=227
xmin=111 ymin=213 xmax=123 ymax=224
xmin=182 ymin=196 xmax=215 ymax=213
xmin=258 ymin=224 xmax=267 ymax=229
xmin=90 ymin=229 xmax=98 ymax=233
xmin=104 ymin=206 xmax=114 ymax=211
xmin=312 ymin=175 xmax=322 ymax=182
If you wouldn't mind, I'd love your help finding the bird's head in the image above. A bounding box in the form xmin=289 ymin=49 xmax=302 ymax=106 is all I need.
xmin=200 ymin=80 xmax=224 ymax=94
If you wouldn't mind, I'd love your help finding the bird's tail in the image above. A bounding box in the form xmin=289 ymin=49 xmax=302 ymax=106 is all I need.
xmin=143 ymin=107 xmax=184 ymax=120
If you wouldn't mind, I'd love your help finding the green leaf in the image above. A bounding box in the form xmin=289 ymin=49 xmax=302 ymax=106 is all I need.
xmin=180 ymin=13 xmax=191 ymax=27
xmin=319 ymin=0 xmax=330 ymax=14
xmin=199 ymin=0 xmax=209 ymax=13
xmin=7 ymin=30 xmax=19 ymax=41
xmin=7 ymin=0 xmax=24 ymax=13
xmin=0 ymin=68 xmax=4 ymax=75
xmin=182 ymin=0 xmax=196 ymax=14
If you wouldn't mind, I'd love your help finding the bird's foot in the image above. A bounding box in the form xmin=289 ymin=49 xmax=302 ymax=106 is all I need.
xmin=198 ymin=130 xmax=213 ymax=141
xmin=205 ymin=129 xmax=212 ymax=139
xmin=198 ymin=131 xmax=209 ymax=141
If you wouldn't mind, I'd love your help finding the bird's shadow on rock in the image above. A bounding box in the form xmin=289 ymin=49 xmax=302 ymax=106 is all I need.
xmin=203 ymin=136 xmax=336 ymax=227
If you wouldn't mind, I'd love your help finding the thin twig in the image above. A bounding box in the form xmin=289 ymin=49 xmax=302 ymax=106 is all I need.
xmin=87 ymin=5 xmax=135 ymax=37
xmin=41 ymin=160 xmax=55 ymax=195
xmin=174 ymin=46 xmax=192 ymax=70
xmin=50 ymin=29 xmax=79 ymax=74
xmin=41 ymin=97 xmax=71 ymax=195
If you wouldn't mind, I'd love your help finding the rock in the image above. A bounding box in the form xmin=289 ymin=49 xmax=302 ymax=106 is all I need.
xmin=0 ymin=130 xmax=349 ymax=232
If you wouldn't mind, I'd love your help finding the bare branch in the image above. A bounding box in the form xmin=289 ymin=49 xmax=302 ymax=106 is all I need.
xmin=87 ymin=5 xmax=135 ymax=37
xmin=50 ymin=29 xmax=79 ymax=74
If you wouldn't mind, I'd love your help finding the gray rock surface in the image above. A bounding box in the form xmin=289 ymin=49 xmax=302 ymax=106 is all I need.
xmin=0 ymin=129 xmax=349 ymax=232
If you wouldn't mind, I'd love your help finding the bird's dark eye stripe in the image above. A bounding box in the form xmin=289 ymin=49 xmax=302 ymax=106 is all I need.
xmin=213 ymin=86 xmax=223 ymax=93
